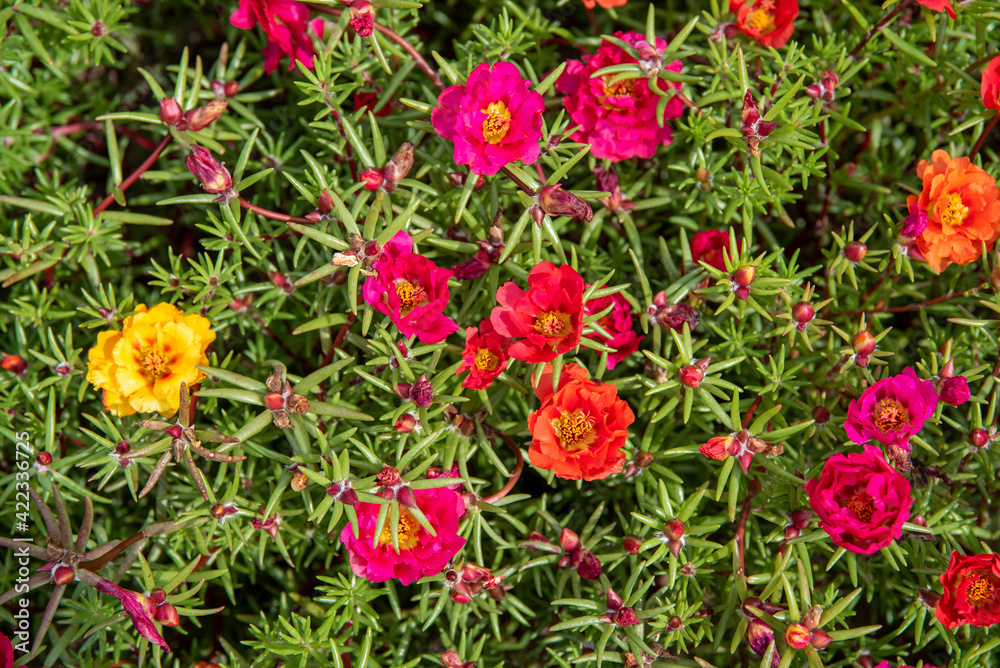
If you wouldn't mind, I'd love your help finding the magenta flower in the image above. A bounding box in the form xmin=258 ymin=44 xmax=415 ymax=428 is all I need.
xmin=844 ymin=367 xmax=938 ymax=452
xmin=804 ymin=446 xmax=913 ymax=555
xmin=362 ymin=231 xmax=459 ymax=344
xmin=555 ymin=32 xmax=684 ymax=162
xmin=230 ymin=0 xmax=325 ymax=73
xmin=340 ymin=487 xmax=467 ymax=585
xmin=584 ymin=290 xmax=642 ymax=370
xmin=431 ymin=62 xmax=544 ymax=176
xmin=939 ymin=376 xmax=971 ymax=406
xmin=93 ymin=577 xmax=170 ymax=651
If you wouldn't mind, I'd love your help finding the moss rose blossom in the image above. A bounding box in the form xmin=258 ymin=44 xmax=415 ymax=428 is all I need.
xmin=431 ymin=62 xmax=544 ymax=176
xmin=935 ymin=552 xmax=1000 ymax=629
xmin=844 ymin=367 xmax=938 ymax=452
xmin=230 ymin=0 xmax=324 ymax=73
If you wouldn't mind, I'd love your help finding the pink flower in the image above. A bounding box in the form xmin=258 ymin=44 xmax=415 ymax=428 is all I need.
xmin=426 ymin=462 xmax=464 ymax=492
xmin=94 ymin=578 xmax=170 ymax=651
xmin=555 ymin=32 xmax=684 ymax=162
xmin=431 ymin=62 xmax=544 ymax=176
xmin=340 ymin=487 xmax=467 ymax=584
xmin=584 ymin=290 xmax=641 ymax=370
xmin=230 ymin=0 xmax=325 ymax=74
xmin=458 ymin=318 xmax=511 ymax=390
xmin=804 ymin=446 xmax=913 ymax=555
xmin=939 ymin=376 xmax=971 ymax=407
xmin=844 ymin=367 xmax=938 ymax=452
xmin=0 ymin=632 xmax=12 ymax=668
xmin=362 ymin=232 xmax=459 ymax=344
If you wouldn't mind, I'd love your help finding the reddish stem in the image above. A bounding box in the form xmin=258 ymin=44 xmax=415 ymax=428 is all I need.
xmin=849 ymin=0 xmax=915 ymax=60
xmin=239 ymin=197 xmax=317 ymax=225
xmin=481 ymin=431 xmax=524 ymax=505
xmin=971 ymin=111 xmax=1000 ymax=161
xmin=735 ymin=480 xmax=761 ymax=578
xmin=93 ymin=134 xmax=173 ymax=215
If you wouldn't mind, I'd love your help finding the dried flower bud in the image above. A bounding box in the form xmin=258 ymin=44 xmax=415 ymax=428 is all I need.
xmin=634 ymin=451 xmax=654 ymax=468
xmin=185 ymin=146 xmax=232 ymax=194
xmin=360 ymin=167 xmax=384 ymax=191
xmin=852 ymin=330 xmax=877 ymax=357
xmin=651 ymin=302 xmax=701 ymax=332
xmin=408 ymin=374 xmax=434 ymax=407
xmin=185 ymin=100 xmax=228 ymax=132
xmin=383 ymin=142 xmax=414 ymax=185
xmin=291 ymin=471 xmax=309 ymax=492
xmin=349 ymin=0 xmax=375 ymax=37
xmin=970 ymin=428 xmax=990 ymax=448
xmin=746 ymin=619 xmax=778 ymax=667
xmin=285 ymin=393 xmax=309 ymax=414
xmin=594 ymin=167 xmax=622 ymax=211
xmin=785 ymin=622 xmax=811 ymax=650
xmin=441 ymin=651 xmax=465 ymax=668
xmin=844 ymin=241 xmax=867 ymax=263
xmin=611 ymin=606 xmax=638 ymax=626
xmin=377 ymin=464 xmax=402 ymax=488
xmin=159 ymin=97 xmax=183 ymax=126
xmin=461 ymin=563 xmax=491 ymax=583
xmin=1 ymin=354 xmax=27 ymax=375
xmin=623 ymin=535 xmax=642 ymax=554
xmin=537 ymin=184 xmax=593 ymax=222
xmin=800 ymin=605 xmax=822 ymax=630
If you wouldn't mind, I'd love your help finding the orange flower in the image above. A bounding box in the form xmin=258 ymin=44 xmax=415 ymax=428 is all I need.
xmin=731 ymin=0 xmax=799 ymax=49
xmin=87 ymin=303 xmax=216 ymax=417
xmin=582 ymin=0 xmax=627 ymax=7
xmin=527 ymin=363 xmax=634 ymax=481
xmin=907 ymin=150 xmax=1000 ymax=272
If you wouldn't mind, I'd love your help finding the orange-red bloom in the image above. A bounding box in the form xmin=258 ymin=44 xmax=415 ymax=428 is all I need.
xmin=982 ymin=56 xmax=1000 ymax=111
xmin=916 ymin=0 xmax=956 ymax=19
xmin=935 ymin=552 xmax=1000 ymax=629
xmin=582 ymin=0 xmax=627 ymax=7
xmin=730 ymin=0 xmax=798 ymax=49
xmin=527 ymin=363 xmax=634 ymax=481
xmin=907 ymin=150 xmax=1000 ymax=272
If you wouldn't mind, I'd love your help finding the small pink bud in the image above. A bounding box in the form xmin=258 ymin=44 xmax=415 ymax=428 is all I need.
xmin=360 ymin=167 xmax=384 ymax=191
xmin=154 ymin=602 xmax=181 ymax=626
xmin=623 ymin=535 xmax=642 ymax=554
xmin=852 ymin=330 xmax=876 ymax=357
xmin=809 ymin=629 xmax=832 ymax=650
xmin=806 ymin=84 xmax=822 ymax=99
xmin=844 ymin=241 xmax=867 ymax=263
xmin=606 ymin=587 xmax=624 ymax=611
xmin=970 ymin=428 xmax=990 ymax=448
xmin=159 ymin=98 xmax=183 ymax=126
xmin=394 ymin=414 xmax=417 ymax=433
xmin=150 ymin=588 xmax=167 ymax=605
xmin=165 ymin=425 xmax=183 ymax=439
xmin=560 ymin=528 xmax=581 ymax=553
xmin=792 ymin=302 xmax=814 ymax=326
xmin=36 ymin=452 xmax=53 ymax=466
xmin=395 ymin=485 xmax=417 ymax=508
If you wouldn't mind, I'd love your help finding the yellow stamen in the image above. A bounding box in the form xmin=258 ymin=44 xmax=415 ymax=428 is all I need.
xmin=602 ymin=77 xmax=637 ymax=98
xmin=534 ymin=310 xmax=568 ymax=337
xmin=845 ymin=493 xmax=876 ymax=523
xmin=482 ymin=101 xmax=511 ymax=144
xmin=139 ymin=345 xmax=168 ymax=379
xmin=475 ymin=348 xmax=498 ymax=371
xmin=746 ymin=0 xmax=776 ymax=33
xmin=872 ymin=399 xmax=909 ymax=434
xmin=966 ymin=574 xmax=996 ymax=605
xmin=395 ymin=281 xmax=428 ymax=315
xmin=378 ymin=509 xmax=422 ymax=551
xmin=936 ymin=192 xmax=969 ymax=227
xmin=551 ymin=409 xmax=596 ymax=451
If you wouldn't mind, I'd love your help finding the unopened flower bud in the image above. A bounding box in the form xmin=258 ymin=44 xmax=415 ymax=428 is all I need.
xmin=852 ymin=330 xmax=877 ymax=357
xmin=1 ymin=354 xmax=27 ymax=375
xmin=594 ymin=167 xmax=622 ymax=211
xmin=855 ymin=354 xmax=871 ymax=368
xmin=159 ymin=98 xmax=183 ymax=126
xmin=606 ymin=587 xmax=624 ymax=611
xmin=36 ymin=452 xmax=53 ymax=466
xmin=792 ymin=302 xmax=814 ymax=328
xmin=383 ymin=142 xmax=415 ymax=185
xmin=185 ymin=100 xmax=228 ymax=132
xmin=734 ymin=286 xmax=750 ymax=302
xmin=316 ymin=189 xmax=334 ymax=215
xmin=785 ymin=622 xmax=811 ymax=650
xmin=790 ymin=509 xmax=812 ymax=530
xmin=349 ymin=0 xmax=375 ymax=37
xmin=663 ymin=519 xmax=684 ymax=541
xmin=806 ymin=84 xmax=822 ymax=99
xmin=360 ymin=167 xmax=384 ymax=191
xmin=812 ymin=406 xmax=830 ymax=425
xmin=970 ymin=428 xmax=990 ymax=448
xmin=623 ymin=535 xmax=642 ymax=554
xmin=537 ymin=184 xmax=593 ymax=222
xmin=634 ymin=39 xmax=659 ymax=64
xmin=185 ymin=146 xmax=232 ymax=194
xmin=844 ymin=241 xmax=867 ymax=263
xmin=651 ymin=302 xmax=701 ymax=332
xmin=394 ymin=413 xmax=417 ymax=433
xmin=409 ymin=374 xmax=434 ymax=407
xmin=54 ymin=361 xmax=71 ymax=376
xmin=150 ymin=588 xmax=167 ymax=605
xmin=224 ymin=80 xmax=240 ymax=97
xmin=732 ymin=265 xmax=756 ymax=288
xmin=264 ymin=391 xmax=285 ymax=411
xmin=559 ymin=528 xmax=581 ymax=553
xmin=809 ymin=629 xmax=832 ymax=650
xmin=377 ymin=465 xmax=402 ymax=488
xmin=165 ymin=425 xmax=183 ymax=439
xmin=634 ymin=451 xmax=654 ymax=468
xmin=396 ymin=485 xmax=417 ymax=508
xmin=210 ymin=503 xmax=227 ymax=519
xmin=154 ymin=602 xmax=181 ymax=626
xmin=52 ymin=565 xmax=75 ymax=585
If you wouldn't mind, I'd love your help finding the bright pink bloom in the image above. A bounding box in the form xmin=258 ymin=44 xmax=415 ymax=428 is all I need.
xmin=939 ymin=376 xmax=971 ymax=406
xmin=94 ymin=578 xmax=170 ymax=651
xmin=458 ymin=318 xmax=511 ymax=390
xmin=426 ymin=462 xmax=464 ymax=492
xmin=362 ymin=232 xmax=459 ymax=344
xmin=0 ymin=632 xmax=12 ymax=668
xmin=490 ymin=262 xmax=585 ymax=364
xmin=873 ymin=663 xmax=942 ymax=668
xmin=431 ymin=62 xmax=544 ymax=176
xmin=584 ymin=290 xmax=641 ymax=370
xmin=555 ymin=31 xmax=683 ymax=162
xmin=690 ymin=230 xmax=731 ymax=272
xmin=844 ymin=367 xmax=938 ymax=452
xmin=804 ymin=445 xmax=913 ymax=555
xmin=340 ymin=487 xmax=467 ymax=585
xmin=230 ymin=0 xmax=324 ymax=74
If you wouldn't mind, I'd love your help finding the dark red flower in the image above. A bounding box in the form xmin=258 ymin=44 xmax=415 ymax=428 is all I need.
xmin=490 ymin=262 xmax=585 ymax=364
xmin=936 ymin=552 xmax=1000 ymax=629
xmin=690 ymin=230 xmax=731 ymax=272
xmin=458 ymin=319 xmax=511 ymax=390
xmin=983 ymin=56 xmax=1000 ymax=111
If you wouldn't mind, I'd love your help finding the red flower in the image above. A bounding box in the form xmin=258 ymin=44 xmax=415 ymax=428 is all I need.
xmin=93 ymin=578 xmax=171 ymax=651
xmin=916 ymin=0 xmax=956 ymax=19
xmin=0 ymin=632 xmax=12 ymax=668
xmin=230 ymin=0 xmax=324 ymax=73
xmin=730 ymin=0 xmax=799 ymax=49
xmin=431 ymin=62 xmax=544 ymax=176
xmin=490 ymin=262 xmax=585 ymax=364
xmin=804 ymin=446 xmax=913 ymax=555
xmin=584 ymin=290 xmax=641 ymax=370
xmin=354 ymin=89 xmax=393 ymax=117
xmin=936 ymin=552 xmax=1000 ymax=629
xmin=458 ymin=319 xmax=511 ymax=390
xmin=982 ymin=56 xmax=1000 ymax=111
xmin=555 ymin=31 xmax=683 ymax=162
xmin=690 ymin=230 xmax=731 ymax=272
xmin=362 ymin=232 xmax=459 ymax=344
xmin=527 ymin=363 xmax=635 ymax=481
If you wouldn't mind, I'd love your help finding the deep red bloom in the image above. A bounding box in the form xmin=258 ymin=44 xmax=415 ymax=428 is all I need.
xmin=555 ymin=31 xmax=683 ymax=162
xmin=936 ymin=552 xmax=1000 ymax=629
xmin=916 ymin=0 xmax=956 ymax=19
xmin=982 ymin=56 xmax=1000 ymax=111
xmin=690 ymin=230 xmax=731 ymax=272
xmin=527 ymin=363 xmax=635 ymax=481
xmin=431 ymin=62 xmax=544 ymax=176
xmin=730 ymin=0 xmax=799 ymax=48
xmin=362 ymin=231 xmax=458 ymax=344
xmin=804 ymin=446 xmax=913 ymax=555
xmin=354 ymin=89 xmax=392 ymax=117
xmin=230 ymin=0 xmax=324 ymax=73
xmin=458 ymin=318 xmax=511 ymax=390
xmin=584 ymin=290 xmax=641 ymax=370
xmin=490 ymin=262 xmax=585 ymax=364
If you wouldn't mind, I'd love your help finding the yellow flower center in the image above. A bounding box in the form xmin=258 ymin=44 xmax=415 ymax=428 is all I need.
xmin=872 ymin=399 xmax=908 ymax=434
xmin=747 ymin=0 xmax=776 ymax=32
xmin=139 ymin=344 xmax=169 ymax=379
xmin=395 ymin=280 xmax=428 ymax=315
xmin=482 ymin=101 xmax=511 ymax=144
xmin=475 ymin=348 xmax=498 ymax=371
xmin=966 ymin=574 xmax=997 ymax=605
xmin=378 ymin=509 xmax=423 ymax=551
xmin=551 ymin=409 xmax=596 ymax=451
xmin=936 ymin=192 xmax=969 ymax=227
xmin=845 ymin=493 xmax=876 ymax=524
xmin=534 ymin=310 xmax=569 ymax=337
xmin=602 ymin=77 xmax=637 ymax=97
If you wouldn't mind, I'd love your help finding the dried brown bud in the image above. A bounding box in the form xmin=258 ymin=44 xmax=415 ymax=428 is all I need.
xmin=537 ymin=184 xmax=593 ymax=222
xmin=383 ymin=142 xmax=415 ymax=184
xmin=185 ymin=100 xmax=228 ymax=132
xmin=290 ymin=471 xmax=309 ymax=492
xmin=285 ymin=393 xmax=309 ymax=415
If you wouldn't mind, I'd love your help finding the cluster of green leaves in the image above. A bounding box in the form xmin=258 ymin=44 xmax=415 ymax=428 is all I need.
xmin=2 ymin=0 xmax=1000 ymax=667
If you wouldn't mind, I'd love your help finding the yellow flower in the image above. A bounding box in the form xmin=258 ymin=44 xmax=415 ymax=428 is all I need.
xmin=86 ymin=304 xmax=216 ymax=418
